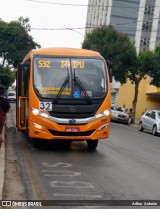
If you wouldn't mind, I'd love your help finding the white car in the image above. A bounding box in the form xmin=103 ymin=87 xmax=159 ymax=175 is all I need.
xmin=111 ymin=105 xmax=131 ymax=125
xmin=7 ymin=91 xmax=16 ymax=102
xmin=139 ymin=110 xmax=160 ymax=136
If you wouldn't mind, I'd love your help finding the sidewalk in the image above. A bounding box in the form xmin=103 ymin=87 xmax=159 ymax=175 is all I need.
xmin=0 ymin=110 xmax=15 ymax=207
xmin=0 ymin=126 xmax=5 ymax=203
xmin=131 ymin=118 xmax=139 ymax=127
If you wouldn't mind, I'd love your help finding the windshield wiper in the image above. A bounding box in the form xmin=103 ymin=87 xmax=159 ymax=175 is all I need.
xmin=52 ymin=76 xmax=70 ymax=103
xmin=53 ymin=67 xmax=70 ymax=104
xmin=73 ymin=69 xmax=91 ymax=104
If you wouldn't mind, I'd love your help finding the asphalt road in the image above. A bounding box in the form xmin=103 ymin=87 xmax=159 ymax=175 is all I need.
xmin=5 ymin=103 xmax=160 ymax=209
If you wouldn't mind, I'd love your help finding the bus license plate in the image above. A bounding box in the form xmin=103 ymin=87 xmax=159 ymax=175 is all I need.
xmin=65 ymin=127 xmax=79 ymax=132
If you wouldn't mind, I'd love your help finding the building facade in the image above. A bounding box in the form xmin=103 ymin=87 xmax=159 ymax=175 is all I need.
xmin=85 ymin=0 xmax=160 ymax=117
xmin=117 ymin=78 xmax=160 ymax=118
xmin=86 ymin=0 xmax=160 ymax=53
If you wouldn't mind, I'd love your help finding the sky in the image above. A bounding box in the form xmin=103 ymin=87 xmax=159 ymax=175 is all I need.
xmin=0 ymin=0 xmax=89 ymax=48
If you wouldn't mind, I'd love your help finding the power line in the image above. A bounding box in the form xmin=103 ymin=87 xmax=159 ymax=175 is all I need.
xmin=26 ymin=0 xmax=160 ymax=8
xmin=0 ymin=24 xmax=160 ymax=48
xmin=26 ymin=0 xmax=88 ymax=6
xmin=30 ymin=26 xmax=160 ymax=33
xmin=1 ymin=24 xmax=159 ymax=33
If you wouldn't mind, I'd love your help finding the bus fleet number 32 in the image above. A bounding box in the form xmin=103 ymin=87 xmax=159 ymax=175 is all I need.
xmin=39 ymin=102 xmax=52 ymax=111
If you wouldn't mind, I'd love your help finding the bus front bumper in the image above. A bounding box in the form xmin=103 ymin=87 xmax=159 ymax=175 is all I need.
xmin=29 ymin=113 xmax=110 ymax=141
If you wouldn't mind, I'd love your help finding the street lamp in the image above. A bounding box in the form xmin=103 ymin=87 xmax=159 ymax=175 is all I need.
xmin=66 ymin=28 xmax=85 ymax=38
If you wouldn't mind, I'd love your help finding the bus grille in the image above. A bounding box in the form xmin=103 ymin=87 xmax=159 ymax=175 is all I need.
xmin=48 ymin=129 xmax=95 ymax=136
xmin=49 ymin=103 xmax=102 ymax=119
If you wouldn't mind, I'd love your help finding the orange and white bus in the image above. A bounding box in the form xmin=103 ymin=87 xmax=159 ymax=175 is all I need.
xmin=16 ymin=48 xmax=112 ymax=150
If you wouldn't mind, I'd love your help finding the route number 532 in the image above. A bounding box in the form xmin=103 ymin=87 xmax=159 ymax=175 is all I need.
xmin=39 ymin=102 xmax=52 ymax=111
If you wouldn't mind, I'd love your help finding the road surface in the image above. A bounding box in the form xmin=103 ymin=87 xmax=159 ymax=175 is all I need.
xmin=3 ymin=103 xmax=160 ymax=209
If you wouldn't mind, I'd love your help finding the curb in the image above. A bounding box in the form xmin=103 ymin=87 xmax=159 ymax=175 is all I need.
xmin=0 ymin=125 xmax=5 ymax=207
xmin=0 ymin=109 xmax=14 ymax=208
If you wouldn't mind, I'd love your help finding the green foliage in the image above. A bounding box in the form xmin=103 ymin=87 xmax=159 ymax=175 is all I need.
xmin=0 ymin=17 xmax=40 ymax=68
xmin=82 ymin=26 xmax=160 ymax=123
xmin=82 ymin=26 xmax=137 ymax=84
xmin=148 ymin=45 xmax=160 ymax=87
xmin=128 ymin=48 xmax=157 ymax=83
xmin=0 ymin=66 xmax=15 ymax=88
xmin=18 ymin=17 xmax=31 ymax=32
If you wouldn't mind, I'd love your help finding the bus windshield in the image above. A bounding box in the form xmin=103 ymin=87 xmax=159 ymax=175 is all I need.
xmin=33 ymin=57 xmax=107 ymax=99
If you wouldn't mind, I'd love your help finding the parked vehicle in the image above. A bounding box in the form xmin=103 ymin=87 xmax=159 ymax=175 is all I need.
xmin=7 ymin=91 xmax=16 ymax=102
xmin=139 ymin=110 xmax=160 ymax=136
xmin=111 ymin=105 xmax=131 ymax=125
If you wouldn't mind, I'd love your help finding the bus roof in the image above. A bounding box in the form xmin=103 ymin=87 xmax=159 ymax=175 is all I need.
xmin=22 ymin=47 xmax=101 ymax=62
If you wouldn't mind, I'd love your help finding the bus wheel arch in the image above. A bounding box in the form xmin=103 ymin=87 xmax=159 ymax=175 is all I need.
xmin=31 ymin=138 xmax=44 ymax=148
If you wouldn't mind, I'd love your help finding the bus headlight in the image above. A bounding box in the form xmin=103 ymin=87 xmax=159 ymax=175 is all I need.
xmin=31 ymin=108 xmax=49 ymax=118
xmin=32 ymin=108 xmax=40 ymax=115
xmin=103 ymin=110 xmax=110 ymax=116
xmin=33 ymin=122 xmax=45 ymax=130
xmin=99 ymin=124 xmax=108 ymax=130
xmin=95 ymin=109 xmax=110 ymax=119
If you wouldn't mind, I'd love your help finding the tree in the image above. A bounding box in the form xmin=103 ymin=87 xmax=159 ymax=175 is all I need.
xmin=82 ymin=26 xmax=159 ymax=123
xmin=127 ymin=48 xmax=157 ymax=123
xmin=0 ymin=17 xmax=40 ymax=68
xmin=82 ymin=26 xmax=137 ymax=84
xmin=148 ymin=45 xmax=160 ymax=87
xmin=0 ymin=66 xmax=15 ymax=88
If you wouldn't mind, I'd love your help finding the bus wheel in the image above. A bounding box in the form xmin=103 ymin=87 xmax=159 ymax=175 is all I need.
xmin=87 ymin=140 xmax=98 ymax=151
xmin=32 ymin=138 xmax=43 ymax=148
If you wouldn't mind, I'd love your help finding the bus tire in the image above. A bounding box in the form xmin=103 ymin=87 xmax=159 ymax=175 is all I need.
xmin=32 ymin=138 xmax=44 ymax=148
xmin=87 ymin=140 xmax=98 ymax=151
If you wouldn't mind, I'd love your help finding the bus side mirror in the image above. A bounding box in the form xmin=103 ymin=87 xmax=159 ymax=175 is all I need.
xmin=18 ymin=64 xmax=24 ymax=71
xmin=109 ymin=67 xmax=112 ymax=83
xmin=18 ymin=64 xmax=29 ymax=71
xmin=106 ymin=60 xmax=112 ymax=83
